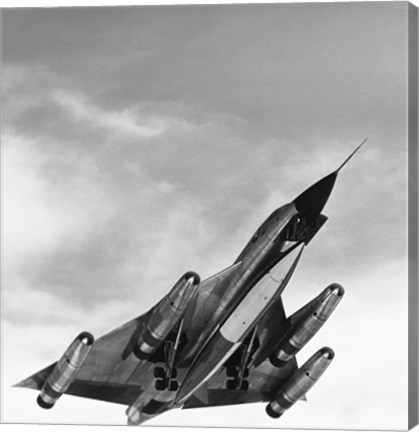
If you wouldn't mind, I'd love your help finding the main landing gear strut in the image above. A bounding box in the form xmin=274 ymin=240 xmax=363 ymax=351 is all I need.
xmin=153 ymin=319 xmax=185 ymax=392
xmin=224 ymin=326 xmax=258 ymax=391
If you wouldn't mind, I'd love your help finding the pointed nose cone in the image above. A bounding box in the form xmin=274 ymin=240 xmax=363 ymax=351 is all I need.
xmin=293 ymin=140 xmax=366 ymax=217
xmin=294 ymin=172 xmax=337 ymax=217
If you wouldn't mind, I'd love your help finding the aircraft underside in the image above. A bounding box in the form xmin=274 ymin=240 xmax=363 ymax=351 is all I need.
xmin=15 ymin=144 xmax=367 ymax=424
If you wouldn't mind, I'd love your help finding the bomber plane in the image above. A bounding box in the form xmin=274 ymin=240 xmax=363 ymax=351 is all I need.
xmin=16 ymin=141 xmax=366 ymax=425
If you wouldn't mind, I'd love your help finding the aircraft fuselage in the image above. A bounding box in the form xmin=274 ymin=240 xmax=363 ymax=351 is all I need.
xmin=183 ymin=203 xmax=300 ymax=360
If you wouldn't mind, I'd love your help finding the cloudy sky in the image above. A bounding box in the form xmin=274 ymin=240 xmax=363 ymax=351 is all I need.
xmin=1 ymin=1 xmax=411 ymax=430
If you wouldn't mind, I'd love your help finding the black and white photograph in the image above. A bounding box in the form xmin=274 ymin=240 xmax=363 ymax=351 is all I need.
xmin=1 ymin=1 xmax=418 ymax=430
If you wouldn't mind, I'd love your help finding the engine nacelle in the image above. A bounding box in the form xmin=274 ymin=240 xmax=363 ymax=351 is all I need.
xmin=266 ymin=346 xmax=334 ymax=418
xmin=37 ymin=331 xmax=94 ymax=409
xmin=134 ymin=271 xmax=200 ymax=360
xmin=270 ymin=283 xmax=343 ymax=367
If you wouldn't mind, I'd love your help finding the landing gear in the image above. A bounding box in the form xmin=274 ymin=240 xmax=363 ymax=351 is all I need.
xmin=226 ymin=367 xmax=237 ymax=377
xmin=155 ymin=378 xmax=166 ymax=391
xmin=225 ymin=375 xmax=249 ymax=390
xmin=168 ymin=380 xmax=179 ymax=392
xmin=153 ymin=358 xmax=180 ymax=391
xmin=226 ymin=379 xmax=238 ymax=390
xmin=224 ymin=326 xmax=258 ymax=392
xmin=152 ymin=319 xmax=184 ymax=392
xmin=153 ymin=367 xmax=166 ymax=378
xmin=154 ymin=376 xmax=179 ymax=391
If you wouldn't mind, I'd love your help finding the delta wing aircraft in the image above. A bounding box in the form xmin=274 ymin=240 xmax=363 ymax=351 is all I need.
xmin=16 ymin=142 xmax=366 ymax=425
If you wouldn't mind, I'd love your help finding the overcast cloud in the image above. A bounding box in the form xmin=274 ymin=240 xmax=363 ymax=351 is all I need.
xmin=1 ymin=2 xmax=410 ymax=430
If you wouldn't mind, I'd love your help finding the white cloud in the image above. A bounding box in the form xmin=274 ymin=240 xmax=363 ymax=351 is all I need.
xmin=2 ymin=131 xmax=113 ymax=269
xmin=2 ymin=132 xmax=73 ymax=263
xmin=52 ymin=89 xmax=194 ymax=139
xmin=3 ymin=63 xmax=198 ymax=143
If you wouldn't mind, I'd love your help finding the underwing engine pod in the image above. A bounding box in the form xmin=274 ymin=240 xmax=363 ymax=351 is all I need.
xmin=270 ymin=283 xmax=344 ymax=367
xmin=134 ymin=271 xmax=200 ymax=360
xmin=266 ymin=347 xmax=334 ymax=418
xmin=37 ymin=331 xmax=94 ymax=409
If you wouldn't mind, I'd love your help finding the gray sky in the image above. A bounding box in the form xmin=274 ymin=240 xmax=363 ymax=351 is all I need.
xmin=1 ymin=1 xmax=410 ymax=429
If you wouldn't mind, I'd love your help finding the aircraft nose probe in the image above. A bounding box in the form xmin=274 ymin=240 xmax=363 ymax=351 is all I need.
xmin=293 ymin=139 xmax=367 ymax=217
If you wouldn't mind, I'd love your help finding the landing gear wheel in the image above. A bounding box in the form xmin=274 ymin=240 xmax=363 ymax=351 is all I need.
xmin=240 ymin=380 xmax=249 ymax=391
xmin=226 ymin=379 xmax=238 ymax=390
xmin=153 ymin=367 xmax=166 ymax=378
xmin=168 ymin=380 xmax=179 ymax=391
xmin=226 ymin=367 xmax=238 ymax=377
xmin=170 ymin=368 xmax=178 ymax=379
xmin=243 ymin=368 xmax=250 ymax=378
xmin=155 ymin=379 xmax=166 ymax=391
